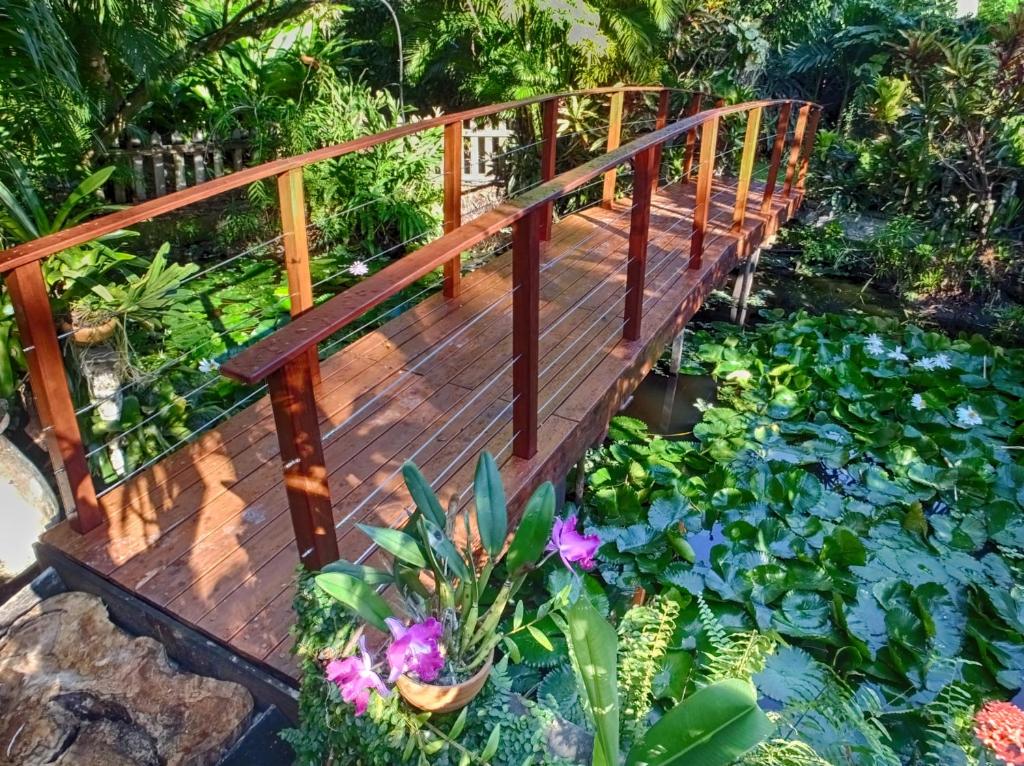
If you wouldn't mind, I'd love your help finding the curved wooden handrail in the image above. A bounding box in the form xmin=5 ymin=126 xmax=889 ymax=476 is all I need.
xmin=0 ymin=86 xmax=703 ymax=273
xmin=220 ymin=98 xmax=813 ymax=386
xmin=0 ymin=83 xmax=819 ymax=541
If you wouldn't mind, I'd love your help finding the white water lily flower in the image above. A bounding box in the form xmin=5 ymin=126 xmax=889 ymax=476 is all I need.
xmin=198 ymin=358 xmax=219 ymax=373
xmin=349 ymin=260 xmax=370 ymax=277
xmin=956 ymin=403 xmax=983 ymax=427
xmin=888 ymin=346 xmax=909 ymax=361
xmin=864 ymin=333 xmax=885 ymax=356
xmin=915 ymin=353 xmax=952 ymax=371
xmin=910 ymin=393 xmax=926 ymax=410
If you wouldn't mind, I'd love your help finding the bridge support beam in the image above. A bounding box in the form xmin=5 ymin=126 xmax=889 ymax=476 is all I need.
xmin=689 ymin=116 xmax=720 ymax=270
xmin=512 ymin=209 xmax=541 ymax=459
xmin=443 ymin=120 xmax=463 ymax=297
xmin=670 ymin=326 xmax=686 ymax=373
xmin=760 ymin=102 xmax=792 ymax=215
xmin=624 ymin=147 xmax=656 ymax=341
xmin=540 ymin=98 xmax=558 ymax=241
xmin=278 ymin=168 xmax=321 ymax=389
xmin=601 ymin=91 xmax=624 ymax=209
xmin=267 ymin=355 xmax=338 ymax=571
xmin=731 ymin=247 xmax=762 ymax=326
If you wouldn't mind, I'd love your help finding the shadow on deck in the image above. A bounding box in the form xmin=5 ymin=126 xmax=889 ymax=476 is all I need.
xmin=40 ymin=177 xmax=800 ymax=681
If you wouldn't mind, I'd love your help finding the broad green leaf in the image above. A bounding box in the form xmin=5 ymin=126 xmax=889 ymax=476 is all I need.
xmin=320 ymin=559 xmax=393 ymax=586
xmin=505 ymin=481 xmax=555 ymax=574
xmin=402 ymin=461 xmax=447 ymax=528
xmin=315 ymin=572 xmax=393 ymax=631
xmin=474 ymin=452 xmax=508 ymax=558
xmin=52 ymin=166 xmax=116 ymax=230
xmin=356 ymin=524 xmax=426 ymax=568
xmin=626 ymin=679 xmax=771 ymax=766
xmin=564 ymin=597 xmax=618 ymax=766
xmin=480 ymin=724 xmax=501 ymax=761
xmin=448 ymin=708 xmax=468 ymax=739
xmin=526 ymin=624 xmax=553 ymax=651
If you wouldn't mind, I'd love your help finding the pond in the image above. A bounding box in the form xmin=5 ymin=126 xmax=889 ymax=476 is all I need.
xmin=619 ymin=250 xmax=907 ymax=438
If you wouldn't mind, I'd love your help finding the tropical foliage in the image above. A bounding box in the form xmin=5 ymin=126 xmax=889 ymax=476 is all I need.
xmin=582 ymin=311 xmax=1024 ymax=763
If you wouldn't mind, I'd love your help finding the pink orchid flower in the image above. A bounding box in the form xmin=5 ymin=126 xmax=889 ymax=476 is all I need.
xmin=325 ymin=637 xmax=390 ymax=716
xmin=385 ymin=617 xmax=445 ymax=683
xmin=546 ymin=514 xmax=601 ymax=570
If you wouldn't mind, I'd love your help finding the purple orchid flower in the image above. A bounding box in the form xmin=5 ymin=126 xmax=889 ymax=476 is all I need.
xmin=325 ymin=637 xmax=390 ymax=716
xmin=546 ymin=514 xmax=600 ymax=570
xmin=385 ymin=617 xmax=445 ymax=683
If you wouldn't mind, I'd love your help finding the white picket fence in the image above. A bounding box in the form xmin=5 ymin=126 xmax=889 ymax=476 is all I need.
xmin=107 ymin=130 xmax=248 ymax=202
xmin=109 ymin=119 xmax=517 ymax=202
xmin=463 ymin=118 xmax=515 ymax=185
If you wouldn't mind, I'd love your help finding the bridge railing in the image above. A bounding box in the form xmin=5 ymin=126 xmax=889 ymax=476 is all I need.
xmin=0 ymin=87 xmax=819 ymax=551
xmin=218 ymin=98 xmax=819 ymax=568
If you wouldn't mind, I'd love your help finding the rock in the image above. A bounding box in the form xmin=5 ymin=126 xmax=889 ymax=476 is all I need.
xmin=0 ymin=434 xmax=59 ymax=580
xmin=0 ymin=592 xmax=253 ymax=766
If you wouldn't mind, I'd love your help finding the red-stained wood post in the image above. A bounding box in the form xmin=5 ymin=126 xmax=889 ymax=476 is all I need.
xmin=624 ymin=147 xmax=657 ymax=341
xmin=732 ymin=106 xmax=763 ymax=232
xmin=783 ymin=103 xmax=810 ymax=197
xmin=539 ymin=98 xmax=559 ymax=242
xmin=443 ymin=120 xmax=463 ymax=297
xmin=6 ymin=261 xmax=101 ymax=532
xmin=267 ymin=354 xmax=339 ymax=570
xmin=760 ymin=101 xmax=793 ymax=215
xmin=652 ymin=89 xmax=670 ymax=191
xmin=278 ymin=168 xmax=321 ymax=388
xmin=795 ymin=106 xmax=822 ymax=196
xmin=682 ymin=93 xmax=703 ymax=181
xmin=689 ymin=116 xmax=720 ymax=270
xmin=511 ymin=209 xmax=540 ymax=459
xmin=601 ymin=90 xmax=625 ymax=209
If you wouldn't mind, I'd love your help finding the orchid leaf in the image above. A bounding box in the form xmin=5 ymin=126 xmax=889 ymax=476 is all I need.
xmin=356 ymin=524 xmax=426 ymax=568
xmin=474 ymin=451 xmax=508 ymax=559
xmin=505 ymin=481 xmax=556 ymax=574
xmin=314 ymin=572 xmax=393 ymax=631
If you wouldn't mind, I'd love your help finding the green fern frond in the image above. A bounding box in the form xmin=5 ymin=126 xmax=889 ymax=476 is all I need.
xmin=617 ymin=596 xmax=679 ymax=744
xmin=920 ymin=680 xmax=980 ymax=765
xmin=739 ymin=737 xmax=833 ymax=766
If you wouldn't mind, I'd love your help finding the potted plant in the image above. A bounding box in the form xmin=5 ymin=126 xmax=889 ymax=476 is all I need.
xmin=314 ymin=452 xmax=601 ymax=715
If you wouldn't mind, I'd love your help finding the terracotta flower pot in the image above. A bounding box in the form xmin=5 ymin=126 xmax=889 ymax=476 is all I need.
xmin=70 ymin=317 xmax=119 ymax=346
xmin=395 ymin=652 xmax=493 ymax=714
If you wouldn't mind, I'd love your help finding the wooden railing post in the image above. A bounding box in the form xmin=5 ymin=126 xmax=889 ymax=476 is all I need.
xmin=732 ymin=106 xmax=763 ymax=232
xmin=278 ymin=168 xmax=321 ymax=388
xmin=689 ymin=116 xmax=720 ymax=270
xmin=783 ymin=104 xmax=810 ymax=197
xmin=682 ymin=93 xmax=703 ymax=181
xmin=601 ymin=90 xmax=625 ymax=209
xmin=539 ymin=98 xmax=558 ymax=242
xmin=443 ymin=120 xmax=464 ymax=297
xmin=652 ymin=89 xmax=670 ymax=191
xmin=795 ymin=106 xmax=822 ymax=196
xmin=760 ymin=102 xmax=792 ymax=215
xmin=267 ymin=354 xmax=339 ymax=570
xmin=511 ymin=209 xmax=540 ymax=459
xmin=624 ymin=147 xmax=657 ymax=341
xmin=5 ymin=261 xmax=101 ymax=533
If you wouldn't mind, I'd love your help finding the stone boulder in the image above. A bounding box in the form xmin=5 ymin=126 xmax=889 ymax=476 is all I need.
xmin=0 ymin=591 xmax=253 ymax=765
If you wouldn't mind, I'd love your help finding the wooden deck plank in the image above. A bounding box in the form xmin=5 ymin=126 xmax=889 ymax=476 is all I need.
xmin=39 ymin=179 xmax=803 ymax=686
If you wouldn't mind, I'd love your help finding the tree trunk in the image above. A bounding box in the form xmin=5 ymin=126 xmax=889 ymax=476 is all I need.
xmin=89 ymin=0 xmax=324 ymax=160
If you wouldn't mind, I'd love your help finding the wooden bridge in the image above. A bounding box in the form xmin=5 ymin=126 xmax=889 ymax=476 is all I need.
xmin=1 ymin=87 xmax=819 ymax=682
